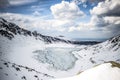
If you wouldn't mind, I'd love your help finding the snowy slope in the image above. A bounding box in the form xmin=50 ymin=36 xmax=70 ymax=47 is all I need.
xmin=0 ymin=18 xmax=79 ymax=79
xmin=52 ymin=62 xmax=120 ymax=80
xmin=0 ymin=59 xmax=54 ymax=80
xmin=71 ymin=34 xmax=120 ymax=72
xmin=0 ymin=18 xmax=120 ymax=80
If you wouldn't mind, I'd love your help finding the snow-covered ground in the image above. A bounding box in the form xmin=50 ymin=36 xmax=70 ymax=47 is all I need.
xmin=72 ymin=40 xmax=120 ymax=72
xmin=0 ymin=33 xmax=120 ymax=80
xmin=0 ymin=59 xmax=54 ymax=80
xmin=0 ymin=18 xmax=120 ymax=80
xmin=0 ymin=35 xmax=80 ymax=79
xmin=52 ymin=62 xmax=120 ymax=80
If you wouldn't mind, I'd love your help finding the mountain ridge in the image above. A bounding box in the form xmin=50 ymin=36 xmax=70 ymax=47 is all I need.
xmin=0 ymin=17 xmax=71 ymax=44
xmin=0 ymin=17 xmax=101 ymax=45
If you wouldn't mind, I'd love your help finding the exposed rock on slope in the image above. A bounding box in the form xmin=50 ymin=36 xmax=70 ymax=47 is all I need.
xmin=0 ymin=59 xmax=54 ymax=80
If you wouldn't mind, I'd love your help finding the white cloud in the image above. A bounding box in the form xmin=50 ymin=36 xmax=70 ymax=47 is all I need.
xmin=104 ymin=16 xmax=120 ymax=25
xmin=81 ymin=0 xmax=87 ymax=3
xmin=89 ymin=0 xmax=120 ymax=27
xmin=31 ymin=5 xmax=45 ymax=12
xmin=88 ymin=0 xmax=120 ymax=38
xmin=72 ymin=0 xmax=87 ymax=4
xmin=0 ymin=0 xmax=119 ymax=39
xmin=72 ymin=0 xmax=88 ymax=8
xmin=0 ymin=1 xmax=86 ymax=33
xmin=32 ymin=11 xmax=41 ymax=16
xmin=0 ymin=12 xmax=117 ymax=39
xmin=90 ymin=0 xmax=120 ymax=16
xmin=0 ymin=13 xmax=67 ymax=32
xmin=83 ymin=4 xmax=87 ymax=8
xmin=66 ymin=0 xmax=120 ymax=39
xmin=72 ymin=0 xmax=105 ymax=8
xmin=9 ymin=0 xmax=37 ymax=6
xmin=0 ymin=0 xmax=37 ymax=7
xmin=68 ymin=23 xmax=92 ymax=32
xmin=50 ymin=1 xmax=85 ymax=20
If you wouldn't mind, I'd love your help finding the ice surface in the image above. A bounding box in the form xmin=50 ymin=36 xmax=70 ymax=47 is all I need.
xmin=33 ymin=47 xmax=78 ymax=71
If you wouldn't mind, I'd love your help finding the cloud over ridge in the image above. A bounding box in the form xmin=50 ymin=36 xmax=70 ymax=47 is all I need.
xmin=50 ymin=1 xmax=85 ymax=20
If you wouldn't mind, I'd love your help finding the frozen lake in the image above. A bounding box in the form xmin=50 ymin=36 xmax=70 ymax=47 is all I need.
xmin=33 ymin=47 xmax=78 ymax=71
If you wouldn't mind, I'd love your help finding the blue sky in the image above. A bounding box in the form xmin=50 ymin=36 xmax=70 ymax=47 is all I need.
xmin=0 ymin=0 xmax=120 ymax=41
xmin=0 ymin=0 xmax=95 ymax=16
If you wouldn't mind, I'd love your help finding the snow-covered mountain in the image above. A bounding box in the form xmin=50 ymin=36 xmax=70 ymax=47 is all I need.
xmin=0 ymin=17 xmax=100 ymax=45
xmin=72 ymin=34 xmax=120 ymax=71
xmin=0 ymin=18 xmax=120 ymax=80
xmin=0 ymin=18 xmax=79 ymax=79
xmin=0 ymin=17 xmax=72 ymax=44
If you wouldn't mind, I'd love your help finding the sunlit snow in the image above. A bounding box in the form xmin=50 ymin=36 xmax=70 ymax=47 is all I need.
xmin=53 ymin=62 xmax=120 ymax=80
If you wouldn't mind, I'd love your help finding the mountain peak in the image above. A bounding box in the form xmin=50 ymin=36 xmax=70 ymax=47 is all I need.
xmin=109 ymin=34 xmax=120 ymax=44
